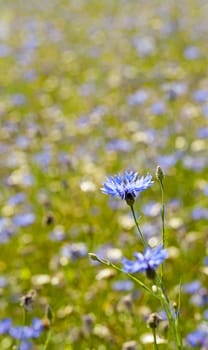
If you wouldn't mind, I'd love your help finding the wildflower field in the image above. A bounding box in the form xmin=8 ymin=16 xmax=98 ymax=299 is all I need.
xmin=0 ymin=0 xmax=208 ymax=349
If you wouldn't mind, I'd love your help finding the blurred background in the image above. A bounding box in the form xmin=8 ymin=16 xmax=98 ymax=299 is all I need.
xmin=0 ymin=0 xmax=207 ymax=349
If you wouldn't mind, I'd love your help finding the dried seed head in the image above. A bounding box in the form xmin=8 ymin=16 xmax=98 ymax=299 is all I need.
xmin=117 ymin=294 xmax=133 ymax=313
xmin=82 ymin=313 xmax=95 ymax=333
xmin=20 ymin=289 xmax=37 ymax=311
xmin=147 ymin=313 xmax=162 ymax=329
xmin=44 ymin=213 xmax=54 ymax=225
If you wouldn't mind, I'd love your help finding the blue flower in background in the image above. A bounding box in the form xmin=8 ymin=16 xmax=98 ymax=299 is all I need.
xmin=151 ymin=101 xmax=165 ymax=115
xmin=193 ymin=89 xmax=208 ymax=103
xmin=0 ymin=218 xmax=16 ymax=243
xmin=61 ymin=242 xmax=88 ymax=261
xmin=33 ymin=149 xmax=52 ymax=168
xmin=122 ymin=244 xmax=168 ymax=278
xmin=19 ymin=341 xmax=32 ymax=350
xmin=184 ymin=46 xmax=200 ymax=60
xmin=106 ymin=139 xmax=133 ymax=152
xmin=128 ymin=89 xmax=148 ymax=105
xmin=0 ymin=44 xmax=11 ymax=58
xmin=11 ymin=93 xmax=27 ymax=107
xmin=187 ymin=324 xmax=208 ymax=347
xmin=112 ymin=280 xmax=134 ymax=292
xmin=93 ymin=244 xmax=122 ymax=265
xmin=0 ymin=318 xmax=43 ymax=350
xmin=101 ymin=171 xmax=153 ymax=205
xmin=9 ymin=318 xmax=43 ymax=340
xmin=190 ymin=288 xmax=208 ymax=307
xmin=164 ymin=82 xmax=187 ymax=99
xmin=197 ymin=126 xmax=208 ymax=138
xmin=49 ymin=227 xmax=65 ymax=241
xmin=13 ymin=213 xmax=35 ymax=227
xmin=0 ymin=276 xmax=7 ymax=288
xmin=142 ymin=201 xmax=160 ymax=217
xmin=0 ymin=318 xmax=12 ymax=334
xmin=7 ymin=193 xmax=26 ymax=206
xmin=204 ymin=310 xmax=208 ymax=320
xmin=183 ymin=280 xmax=201 ymax=294
xmin=192 ymin=207 xmax=208 ymax=220
xmin=183 ymin=156 xmax=207 ymax=172
xmin=156 ymin=153 xmax=181 ymax=171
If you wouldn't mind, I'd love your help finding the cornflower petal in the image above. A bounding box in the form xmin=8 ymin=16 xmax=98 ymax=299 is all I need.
xmin=101 ymin=171 xmax=153 ymax=204
xmin=20 ymin=340 xmax=32 ymax=350
xmin=0 ymin=318 xmax=12 ymax=334
xmin=122 ymin=258 xmax=147 ymax=273
xmin=122 ymin=244 xmax=168 ymax=275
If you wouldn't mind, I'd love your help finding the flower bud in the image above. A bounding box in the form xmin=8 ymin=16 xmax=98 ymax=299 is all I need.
xmin=45 ymin=304 xmax=53 ymax=323
xmin=152 ymin=285 xmax=158 ymax=293
xmin=88 ymin=253 xmax=100 ymax=262
xmin=88 ymin=253 xmax=109 ymax=265
xmin=156 ymin=165 xmax=164 ymax=182
xmin=173 ymin=302 xmax=179 ymax=317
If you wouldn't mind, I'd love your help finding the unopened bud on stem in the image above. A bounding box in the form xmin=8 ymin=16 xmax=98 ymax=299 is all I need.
xmin=156 ymin=165 xmax=164 ymax=182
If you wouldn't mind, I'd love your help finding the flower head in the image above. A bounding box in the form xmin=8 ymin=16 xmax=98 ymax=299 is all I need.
xmin=187 ymin=323 xmax=208 ymax=347
xmin=0 ymin=318 xmax=12 ymax=334
xmin=101 ymin=171 xmax=153 ymax=205
xmin=0 ymin=317 xmax=43 ymax=350
xmin=9 ymin=318 xmax=43 ymax=340
xmin=122 ymin=244 xmax=168 ymax=278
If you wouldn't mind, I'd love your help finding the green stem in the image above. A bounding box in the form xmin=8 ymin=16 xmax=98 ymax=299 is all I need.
xmin=92 ymin=254 xmax=160 ymax=299
xmin=109 ymin=262 xmax=155 ymax=296
xmin=156 ymin=276 xmax=182 ymax=350
xmin=158 ymin=179 xmax=165 ymax=282
xmin=130 ymin=205 xmax=146 ymax=247
xmin=22 ymin=307 xmax=27 ymax=326
xmin=158 ymin=181 xmax=165 ymax=249
xmin=152 ymin=328 xmax=159 ymax=350
xmin=42 ymin=329 xmax=52 ymax=350
xmin=174 ymin=318 xmax=183 ymax=350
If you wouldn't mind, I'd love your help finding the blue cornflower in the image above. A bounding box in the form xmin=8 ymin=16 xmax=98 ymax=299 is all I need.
xmin=112 ymin=280 xmax=134 ymax=292
xmin=30 ymin=318 xmax=43 ymax=337
xmin=8 ymin=318 xmax=43 ymax=350
xmin=122 ymin=244 xmax=168 ymax=279
xmin=9 ymin=318 xmax=43 ymax=340
xmin=0 ymin=317 xmax=42 ymax=350
xmin=187 ymin=324 xmax=208 ymax=347
xmin=183 ymin=280 xmax=201 ymax=294
xmin=61 ymin=242 xmax=88 ymax=261
xmin=20 ymin=340 xmax=32 ymax=350
xmin=101 ymin=171 xmax=153 ymax=205
xmin=13 ymin=212 xmax=35 ymax=227
xmin=0 ymin=318 xmax=12 ymax=334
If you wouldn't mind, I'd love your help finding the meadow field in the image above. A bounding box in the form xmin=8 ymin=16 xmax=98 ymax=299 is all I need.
xmin=0 ymin=1 xmax=207 ymax=349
